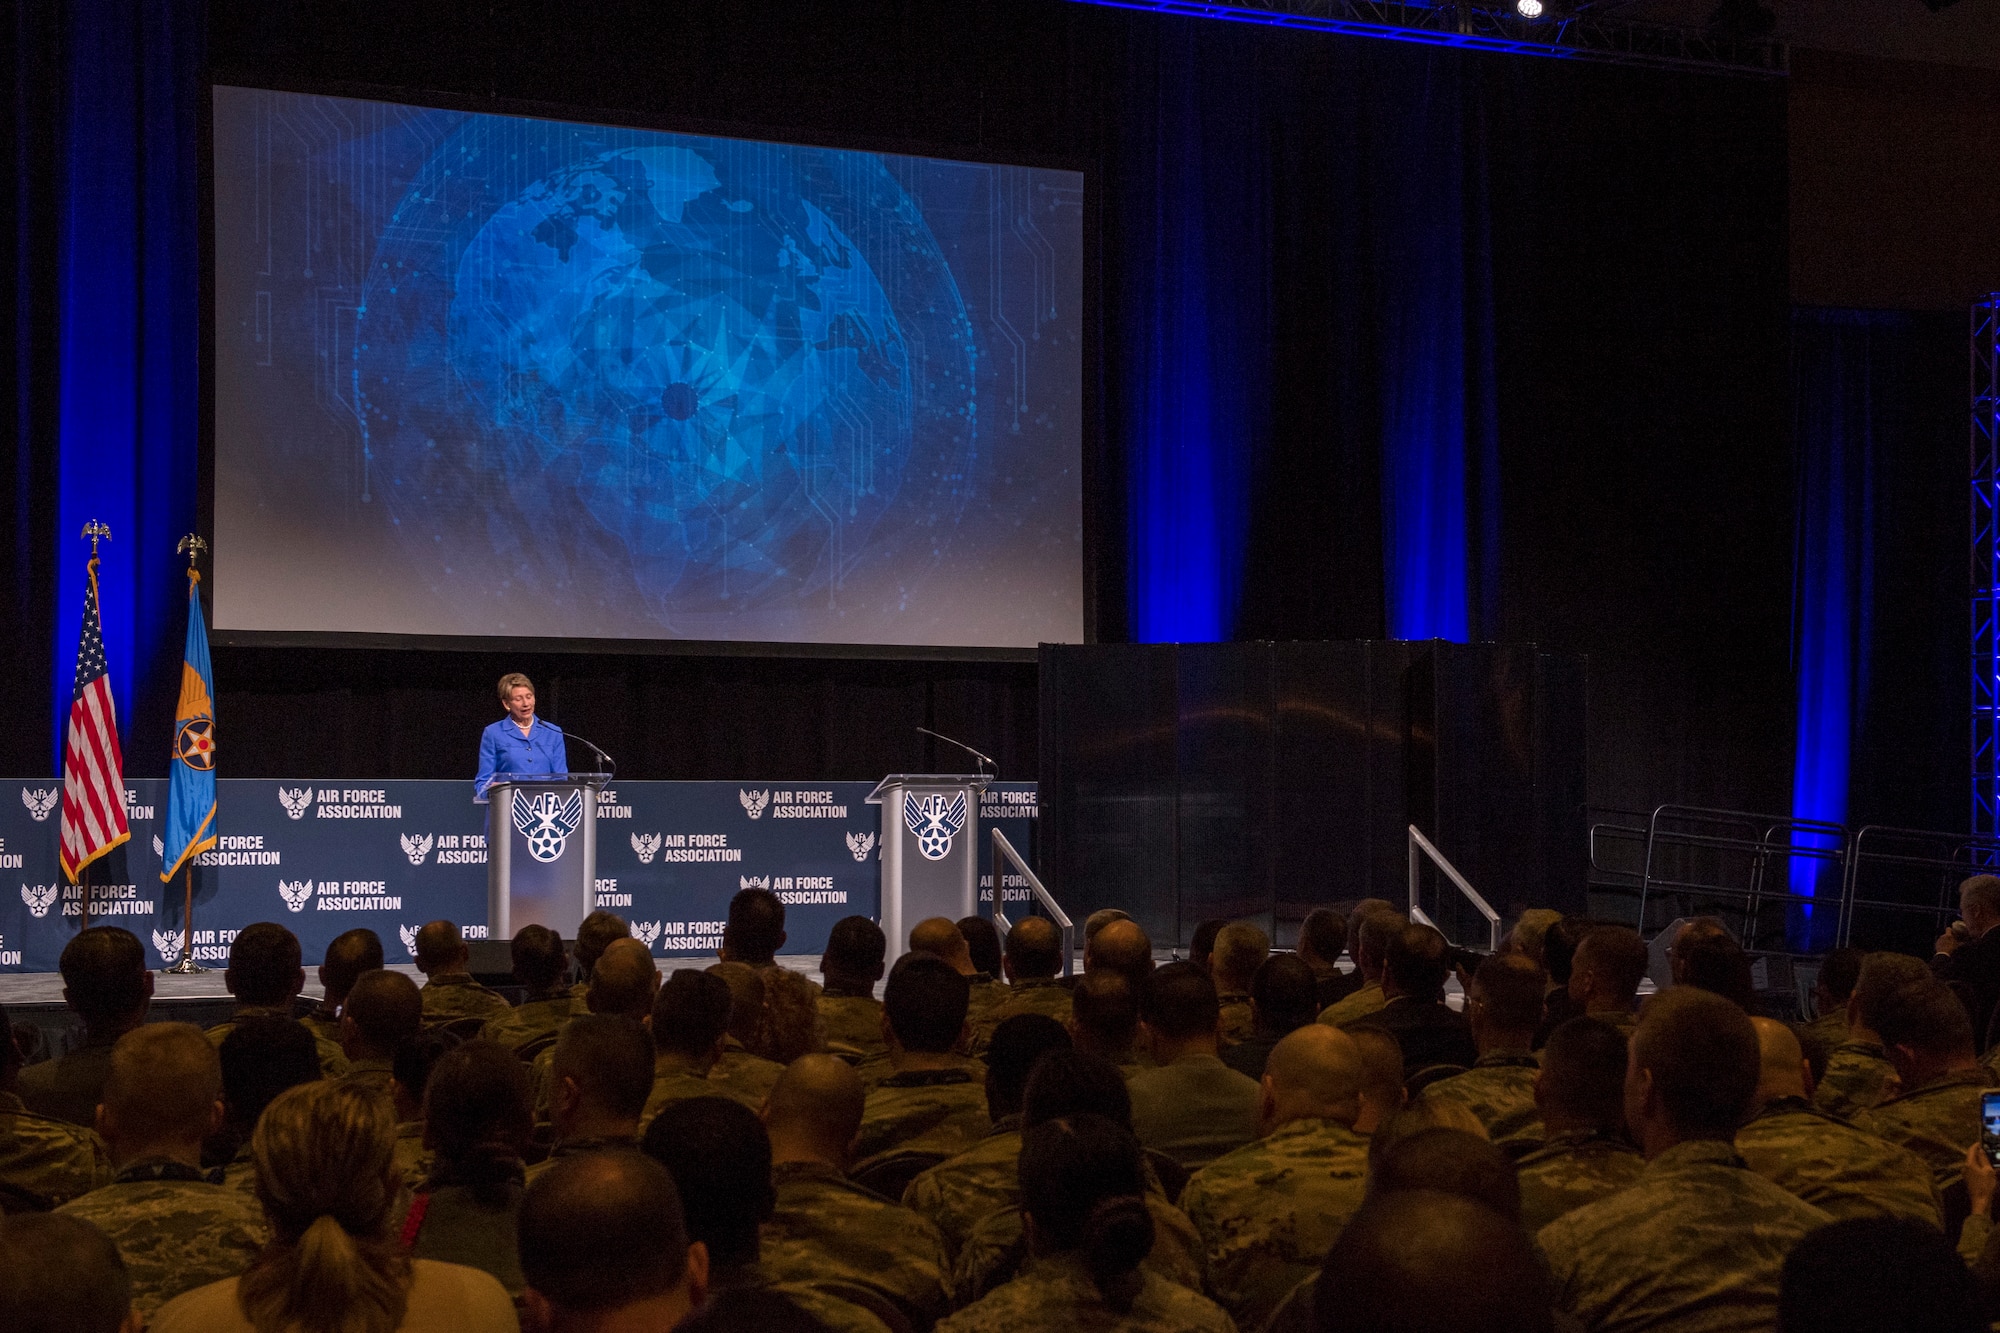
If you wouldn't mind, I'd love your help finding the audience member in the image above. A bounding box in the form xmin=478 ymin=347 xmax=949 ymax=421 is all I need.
xmin=480 ymin=925 xmax=571 ymax=1053
xmin=389 ymin=1030 xmax=452 ymax=1190
xmin=1413 ymin=952 xmax=1546 ymax=1151
xmin=1735 ymin=1015 xmax=1940 ymax=1226
xmin=1319 ymin=910 xmax=1403 ymax=1026
xmin=1514 ymin=1015 xmax=1642 ymax=1234
xmin=1297 ymin=908 xmax=1360 ymax=1009
xmin=1313 ymin=1191 xmax=1553 ymax=1333
xmin=214 ymin=1015 xmax=322 ymax=1196
xmin=1209 ymin=922 xmax=1269 ymax=1043
xmin=759 ymin=964 xmax=826 ymax=1065
xmin=1368 ymin=1127 xmax=1521 ymax=1221
xmin=705 ymin=962 xmax=784 ymax=1105
xmin=1566 ymin=925 xmax=1648 ymax=1037
xmin=1533 ymin=915 xmax=1593 ymax=1045
xmin=411 ymin=920 xmax=511 ymax=1023
xmin=307 ymin=927 xmax=384 ymax=1045
xmin=855 ymin=955 xmax=990 ymax=1165
xmin=1069 ymin=970 xmax=1146 ymax=1072
xmin=206 ymin=921 xmax=350 ymax=1075
xmin=1347 ymin=923 xmax=1477 ymax=1074
xmin=936 ymin=1114 xmax=1233 ymax=1333
xmin=1082 ymin=908 xmax=1130 ymax=942
xmin=1780 ymin=1215 xmax=1986 ymax=1333
xmin=1187 ymin=919 xmax=1226 ymax=977
xmin=1537 ymin=988 xmax=1830 ymax=1333
xmin=1181 ymin=1024 xmax=1371 ymax=1329
xmin=1506 ymin=908 xmax=1564 ymax=967
xmin=957 ymin=916 xmax=1004 ymax=980
xmin=529 ymin=1014 xmax=653 ymax=1181
xmin=1349 ymin=1026 xmax=1406 ymax=1135
xmin=993 ymin=918 xmax=1071 ymax=1025
xmin=1805 ymin=946 xmax=1865 ymax=1050
xmin=720 ymin=886 xmax=786 ymax=968
xmin=1127 ymin=962 xmax=1261 ymax=1168
xmin=517 ymin=1151 xmax=707 ymax=1333
xmin=1816 ymin=952 xmax=1928 ymax=1119
xmin=0 ymin=1213 xmax=137 ymax=1333
xmin=407 ymin=1040 xmax=534 ymax=1293
xmin=56 ymin=1024 xmax=266 ymax=1315
xmin=1081 ymin=917 xmax=1154 ymax=988
xmin=341 ymin=969 xmax=424 ymax=1093
xmin=1221 ymin=953 xmax=1319 ymax=1080
xmin=1367 ymin=1101 xmax=1491 ymax=1173
xmin=761 ymin=1055 xmax=952 ymax=1330
xmin=537 ymin=936 xmax=662 ymax=1116
xmin=905 ymin=1015 xmax=1073 ymax=1257
xmin=1931 ymin=873 xmax=2000 ymax=1050
xmin=819 ymin=916 xmax=889 ymax=1061
xmin=1676 ymin=928 xmax=1757 ymax=1011
xmin=567 ymin=910 xmax=631 ymax=1009
xmin=151 ymin=1079 xmax=515 ymax=1333
xmin=644 ymin=969 xmax=740 ymax=1121
xmin=1856 ymin=975 xmax=1994 ymax=1191
xmin=911 ymin=917 xmax=1003 ymax=1029
xmin=19 ymin=926 xmax=152 ymax=1125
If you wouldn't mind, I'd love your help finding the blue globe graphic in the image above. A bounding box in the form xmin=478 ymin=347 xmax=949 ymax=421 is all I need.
xmin=355 ymin=127 xmax=978 ymax=635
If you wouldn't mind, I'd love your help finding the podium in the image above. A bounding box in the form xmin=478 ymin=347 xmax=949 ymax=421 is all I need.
xmin=486 ymin=774 xmax=609 ymax=939
xmin=868 ymin=774 xmax=989 ymax=961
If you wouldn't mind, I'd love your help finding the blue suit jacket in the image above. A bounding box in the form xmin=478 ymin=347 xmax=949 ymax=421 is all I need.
xmin=474 ymin=716 xmax=570 ymax=802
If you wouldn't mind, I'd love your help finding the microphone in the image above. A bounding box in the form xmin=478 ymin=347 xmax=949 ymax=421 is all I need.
xmin=915 ymin=726 xmax=995 ymax=780
xmin=552 ymin=723 xmax=617 ymax=782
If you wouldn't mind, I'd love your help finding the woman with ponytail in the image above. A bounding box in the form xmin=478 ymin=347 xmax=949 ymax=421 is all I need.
xmin=935 ymin=1114 xmax=1234 ymax=1333
xmin=150 ymin=1080 xmax=516 ymax=1333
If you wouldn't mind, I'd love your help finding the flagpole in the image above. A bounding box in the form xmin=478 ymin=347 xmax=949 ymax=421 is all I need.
xmin=80 ymin=865 xmax=89 ymax=931
xmin=160 ymin=532 xmax=214 ymax=976
xmin=163 ymin=863 xmax=204 ymax=975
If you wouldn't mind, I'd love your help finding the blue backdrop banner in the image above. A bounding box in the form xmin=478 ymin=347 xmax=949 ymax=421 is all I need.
xmin=0 ymin=779 xmax=1038 ymax=971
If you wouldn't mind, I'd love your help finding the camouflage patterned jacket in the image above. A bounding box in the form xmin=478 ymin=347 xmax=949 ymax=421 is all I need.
xmin=0 ymin=1090 xmax=115 ymax=1209
xmin=1734 ymin=1095 xmax=1943 ymax=1226
xmin=1814 ymin=1039 xmax=1898 ymax=1121
xmin=902 ymin=1117 xmax=1024 ymax=1259
xmin=641 ymin=1052 xmax=735 ymax=1127
xmin=479 ymin=995 xmax=573 ymax=1053
xmin=762 ymin=1159 xmax=954 ymax=1331
xmin=419 ymin=973 xmax=513 ymax=1023
xmin=855 ymin=1067 xmax=992 ymax=1166
xmin=705 ymin=1260 xmax=897 ymax=1333
xmin=205 ymin=1004 xmax=351 ymax=1079
xmin=856 ymin=1050 xmax=985 ymax=1090
xmin=1515 ymin=1129 xmax=1646 ymax=1236
xmin=1413 ymin=1050 xmax=1544 ymax=1153
xmin=990 ymin=977 xmax=1074 ymax=1028
xmin=302 ymin=1004 xmax=343 ymax=1047
xmin=935 ymin=1251 xmax=1234 ymax=1333
xmin=1126 ymin=1054 xmax=1262 ymax=1170
xmin=1537 ymin=1138 xmax=1833 ymax=1333
xmin=712 ymin=1040 xmax=784 ymax=1108
xmin=523 ymin=1133 xmax=640 ymax=1184
xmin=1317 ymin=980 xmax=1384 ymax=1027
xmin=342 ymin=1057 xmax=395 ymax=1096
xmin=1179 ymin=1115 xmax=1370 ymax=1330
xmin=950 ymin=1191 xmax=1210 ymax=1311
xmin=1856 ymin=1065 xmax=1994 ymax=1192
xmin=820 ymin=990 xmax=887 ymax=1062
xmin=57 ymin=1158 xmax=268 ymax=1315
xmin=1216 ymin=992 xmax=1254 ymax=1046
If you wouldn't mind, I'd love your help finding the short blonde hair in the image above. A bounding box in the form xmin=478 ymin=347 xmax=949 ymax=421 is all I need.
xmin=496 ymin=672 xmax=534 ymax=704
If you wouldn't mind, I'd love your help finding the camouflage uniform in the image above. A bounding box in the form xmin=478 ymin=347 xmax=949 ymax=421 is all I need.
xmin=478 ymin=995 xmax=572 ymax=1054
xmin=302 ymin=1003 xmax=343 ymax=1047
xmin=1180 ymin=1115 xmax=1370 ymax=1330
xmin=1317 ymin=980 xmax=1384 ymax=1027
xmin=394 ymin=1118 xmax=432 ymax=1192
xmin=949 ymin=1191 xmax=1209 ymax=1310
xmin=762 ymin=1159 xmax=953 ymax=1330
xmin=1856 ymin=1065 xmax=1995 ymax=1192
xmin=855 ymin=1067 xmax=992 ymax=1167
xmin=903 ymin=1117 xmax=1025 ymax=1259
xmin=1589 ymin=1007 xmax=1639 ymax=1040
xmin=1537 ymin=1139 xmax=1832 ymax=1333
xmin=706 ymin=1261 xmax=897 ymax=1333
xmin=0 ymin=1090 xmax=114 ymax=1209
xmin=964 ymin=974 xmax=1006 ymax=1051
xmin=1814 ymin=1039 xmax=1899 ymax=1121
xmin=1515 ymin=1129 xmax=1646 ymax=1235
xmin=523 ymin=1134 xmax=639 ymax=1185
xmin=419 ymin=972 xmax=513 ymax=1023
xmin=18 ymin=1033 xmax=118 ymax=1127
xmin=820 ymin=989 xmax=887 ymax=1062
xmin=641 ymin=1053 xmax=734 ymax=1127
xmin=1735 ymin=1095 xmax=1942 ymax=1226
xmin=1413 ymin=1050 xmax=1544 ymax=1154
xmin=990 ymin=976 xmax=1074 ymax=1028
xmin=856 ymin=1050 xmax=985 ymax=1091
xmin=712 ymin=1039 xmax=784 ymax=1108
xmin=935 ymin=1251 xmax=1234 ymax=1333
xmin=1800 ymin=1011 xmax=1847 ymax=1056
xmin=1216 ymin=992 xmax=1255 ymax=1046
xmin=342 ymin=1056 xmax=395 ymax=1096
xmin=205 ymin=1004 xmax=351 ymax=1079
xmin=57 ymin=1158 xmax=268 ymax=1315
xmin=1126 ymin=1054 xmax=1262 ymax=1169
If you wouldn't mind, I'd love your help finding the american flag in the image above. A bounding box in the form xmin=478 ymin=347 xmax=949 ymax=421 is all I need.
xmin=59 ymin=557 xmax=129 ymax=880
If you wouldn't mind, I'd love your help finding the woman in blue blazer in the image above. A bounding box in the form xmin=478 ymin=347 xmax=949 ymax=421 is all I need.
xmin=474 ymin=672 xmax=570 ymax=803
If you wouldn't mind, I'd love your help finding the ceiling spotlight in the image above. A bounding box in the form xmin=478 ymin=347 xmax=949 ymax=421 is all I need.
xmin=1516 ymin=0 xmax=1545 ymax=16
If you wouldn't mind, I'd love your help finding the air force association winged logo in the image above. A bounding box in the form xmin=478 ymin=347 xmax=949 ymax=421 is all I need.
xmin=739 ymin=789 xmax=770 ymax=819
xmin=278 ymin=787 xmax=314 ymax=820
xmin=739 ymin=875 xmax=771 ymax=891
xmin=277 ymin=880 xmax=314 ymax=913
xmin=631 ymin=920 xmax=662 ymax=949
xmin=152 ymin=929 xmax=185 ymax=964
xmin=631 ymin=832 xmax=662 ymax=865
xmin=399 ymin=924 xmax=419 ymax=958
xmin=400 ymin=833 xmax=434 ymax=867
xmin=512 ymin=789 xmax=583 ymax=864
xmin=20 ymin=883 xmax=57 ymax=918
xmin=20 ymin=788 xmax=58 ymax=822
xmin=846 ymin=831 xmax=877 ymax=863
xmin=904 ymin=792 xmax=967 ymax=861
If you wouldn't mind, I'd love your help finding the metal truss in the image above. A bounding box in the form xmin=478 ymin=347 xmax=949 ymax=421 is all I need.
xmin=1075 ymin=0 xmax=1787 ymax=76
xmin=1975 ymin=298 xmax=2000 ymax=839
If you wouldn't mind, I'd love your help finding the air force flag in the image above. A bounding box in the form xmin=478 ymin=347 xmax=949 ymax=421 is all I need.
xmin=161 ymin=571 xmax=218 ymax=881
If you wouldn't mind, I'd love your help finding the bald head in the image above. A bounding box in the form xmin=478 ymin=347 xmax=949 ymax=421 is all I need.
xmin=100 ymin=1022 xmax=222 ymax=1160
xmin=706 ymin=961 xmax=766 ymax=1046
xmin=1084 ymin=918 xmax=1153 ymax=986
xmin=590 ymin=938 xmax=662 ymax=1019
xmin=1349 ymin=1025 xmax=1405 ymax=1135
xmin=1262 ymin=1024 xmax=1362 ymax=1129
xmin=910 ymin=917 xmax=974 ymax=973
xmin=1315 ymin=1191 xmax=1551 ymax=1333
xmin=1212 ymin=922 xmax=1270 ymax=993
xmin=1750 ymin=1017 xmax=1809 ymax=1106
xmin=413 ymin=919 xmax=467 ymax=973
xmin=763 ymin=1054 xmax=866 ymax=1166
xmin=1004 ymin=916 xmax=1063 ymax=981
xmin=343 ymin=968 xmax=422 ymax=1059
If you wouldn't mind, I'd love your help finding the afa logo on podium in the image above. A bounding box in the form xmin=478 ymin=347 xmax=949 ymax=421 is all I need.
xmin=513 ymin=789 xmax=583 ymax=863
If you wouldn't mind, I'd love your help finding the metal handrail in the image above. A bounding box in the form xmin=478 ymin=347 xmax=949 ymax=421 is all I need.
xmin=1407 ymin=825 xmax=1501 ymax=952
xmin=1637 ymin=805 xmax=1847 ymax=945
xmin=1837 ymin=824 xmax=2000 ymax=946
xmin=990 ymin=827 xmax=1076 ymax=978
